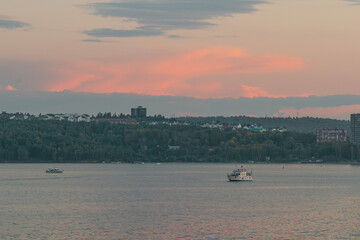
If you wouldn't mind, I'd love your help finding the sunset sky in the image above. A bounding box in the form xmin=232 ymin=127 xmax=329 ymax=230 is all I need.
xmin=1 ymin=0 xmax=360 ymax=118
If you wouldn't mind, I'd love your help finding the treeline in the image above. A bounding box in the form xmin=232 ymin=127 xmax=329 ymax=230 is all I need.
xmin=0 ymin=118 xmax=359 ymax=163
xmin=178 ymin=116 xmax=350 ymax=133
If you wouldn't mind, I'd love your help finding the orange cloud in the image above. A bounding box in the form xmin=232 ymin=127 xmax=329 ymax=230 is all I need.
xmin=240 ymin=85 xmax=312 ymax=98
xmin=50 ymin=46 xmax=305 ymax=98
xmin=241 ymin=85 xmax=275 ymax=98
xmin=278 ymin=105 xmax=360 ymax=120
xmin=0 ymin=84 xmax=17 ymax=91
xmin=151 ymin=47 xmax=304 ymax=76
xmin=6 ymin=85 xmax=17 ymax=91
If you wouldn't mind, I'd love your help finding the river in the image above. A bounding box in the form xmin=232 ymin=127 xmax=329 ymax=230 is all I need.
xmin=0 ymin=163 xmax=359 ymax=239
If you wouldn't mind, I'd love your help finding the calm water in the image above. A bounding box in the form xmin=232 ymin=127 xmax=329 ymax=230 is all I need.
xmin=0 ymin=163 xmax=359 ymax=240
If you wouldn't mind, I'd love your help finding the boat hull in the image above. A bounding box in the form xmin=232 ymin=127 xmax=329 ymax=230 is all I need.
xmin=46 ymin=168 xmax=64 ymax=173
xmin=227 ymin=174 xmax=252 ymax=181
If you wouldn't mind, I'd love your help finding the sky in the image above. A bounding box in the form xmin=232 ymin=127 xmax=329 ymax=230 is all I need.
xmin=1 ymin=0 xmax=360 ymax=119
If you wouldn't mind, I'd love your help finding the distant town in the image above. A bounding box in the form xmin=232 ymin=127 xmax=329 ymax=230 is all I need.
xmin=2 ymin=105 xmax=334 ymax=134
xmin=4 ymin=106 xmax=359 ymax=144
xmin=1 ymin=106 xmax=360 ymax=163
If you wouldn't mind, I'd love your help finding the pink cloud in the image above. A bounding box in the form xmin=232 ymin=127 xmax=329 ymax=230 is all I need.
xmin=50 ymin=46 xmax=305 ymax=98
xmin=241 ymin=85 xmax=276 ymax=98
xmin=277 ymin=105 xmax=360 ymax=120
xmin=150 ymin=47 xmax=303 ymax=76
xmin=6 ymin=85 xmax=17 ymax=91
xmin=240 ymin=85 xmax=312 ymax=98
xmin=0 ymin=84 xmax=17 ymax=91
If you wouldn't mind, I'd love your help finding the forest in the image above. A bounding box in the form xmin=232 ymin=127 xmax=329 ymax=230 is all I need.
xmin=0 ymin=113 xmax=359 ymax=163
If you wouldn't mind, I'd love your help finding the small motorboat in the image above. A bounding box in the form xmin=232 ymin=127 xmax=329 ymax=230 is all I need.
xmin=46 ymin=168 xmax=64 ymax=173
xmin=227 ymin=166 xmax=252 ymax=181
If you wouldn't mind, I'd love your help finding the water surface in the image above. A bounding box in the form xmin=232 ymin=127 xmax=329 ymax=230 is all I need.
xmin=0 ymin=163 xmax=359 ymax=239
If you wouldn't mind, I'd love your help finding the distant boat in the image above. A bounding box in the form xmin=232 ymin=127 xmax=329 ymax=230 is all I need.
xmin=227 ymin=166 xmax=253 ymax=181
xmin=46 ymin=168 xmax=64 ymax=173
xmin=300 ymin=159 xmax=323 ymax=164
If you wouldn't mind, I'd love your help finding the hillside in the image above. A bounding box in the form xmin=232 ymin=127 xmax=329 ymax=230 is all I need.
xmin=0 ymin=115 xmax=359 ymax=163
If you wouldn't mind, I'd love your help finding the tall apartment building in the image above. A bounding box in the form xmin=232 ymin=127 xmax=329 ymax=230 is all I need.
xmin=350 ymin=113 xmax=360 ymax=143
xmin=316 ymin=128 xmax=346 ymax=142
xmin=131 ymin=106 xmax=147 ymax=118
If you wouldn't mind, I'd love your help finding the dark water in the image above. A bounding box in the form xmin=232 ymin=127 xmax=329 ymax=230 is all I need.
xmin=0 ymin=163 xmax=359 ymax=239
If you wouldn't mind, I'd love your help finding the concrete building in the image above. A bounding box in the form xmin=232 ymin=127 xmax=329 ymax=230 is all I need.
xmin=131 ymin=106 xmax=147 ymax=118
xmin=350 ymin=113 xmax=360 ymax=143
xmin=316 ymin=128 xmax=346 ymax=142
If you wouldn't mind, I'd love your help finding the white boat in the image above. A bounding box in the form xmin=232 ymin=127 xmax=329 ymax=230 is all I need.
xmin=46 ymin=168 xmax=64 ymax=173
xmin=227 ymin=166 xmax=252 ymax=181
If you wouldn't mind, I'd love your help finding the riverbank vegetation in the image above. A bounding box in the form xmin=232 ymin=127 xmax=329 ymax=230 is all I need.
xmin=0 ymin=117 xmax=359 ymax=163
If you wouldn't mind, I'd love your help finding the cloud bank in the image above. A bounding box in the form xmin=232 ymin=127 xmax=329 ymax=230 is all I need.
xmin=0 ymin=47 xmax=304 ymax=98
xmin=47 ymin=46 xmax=304 ymax=98
xmin=345 ymin=0 xmax=360 ymax=5
xmin=279 ymin=105 xmax=360 ymax=120
xmin=84 ymin=0 xmax=266 ymax=37
xmin=0 ymin=18 xmax=29 ymax=29
xmin=1 ymin=91 xmax=360 ymax=120
xmin=84 ymin=27 xmax=164 ymax=38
